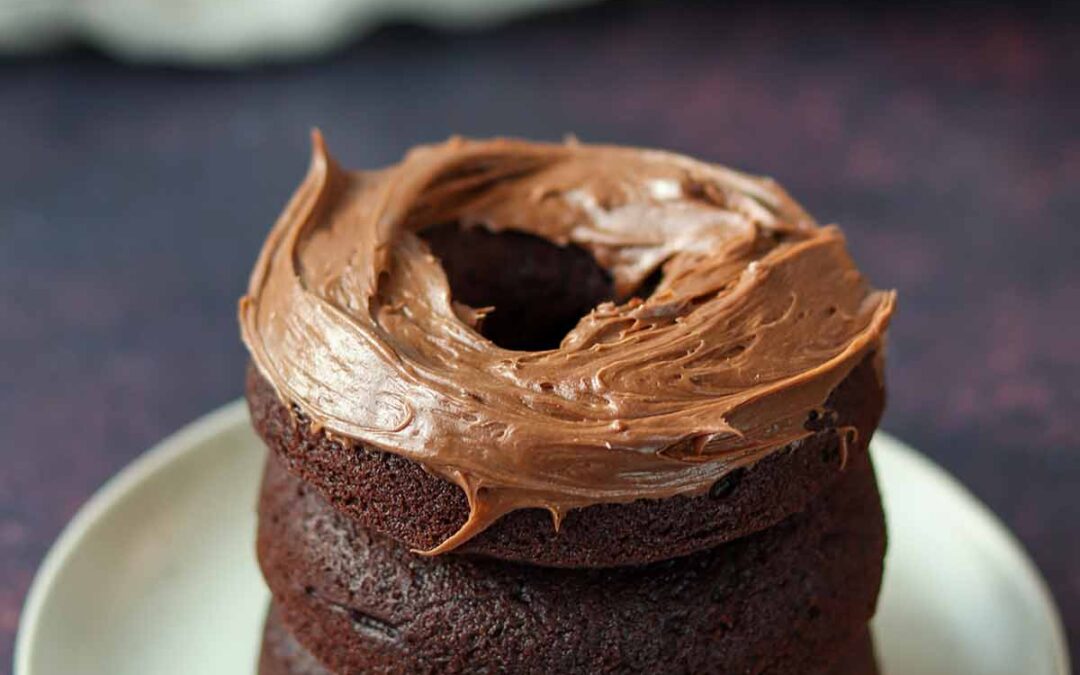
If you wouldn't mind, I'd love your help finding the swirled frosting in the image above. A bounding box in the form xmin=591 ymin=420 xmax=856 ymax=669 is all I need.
xmin=239 ymin=133 xmax=895 ymax=554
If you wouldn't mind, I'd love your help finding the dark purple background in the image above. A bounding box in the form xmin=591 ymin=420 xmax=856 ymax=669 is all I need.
xmin=2 ymin=2 xmax=1077 ymax=668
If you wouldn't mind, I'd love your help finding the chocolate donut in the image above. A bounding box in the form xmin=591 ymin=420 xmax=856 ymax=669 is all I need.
xmin=258 ymin=610 xmax=880 ymax=675
xmin=239 ymin=135 xmax=895 ymax=566
xmin=255 ymin=451 xmax=885 ymax=675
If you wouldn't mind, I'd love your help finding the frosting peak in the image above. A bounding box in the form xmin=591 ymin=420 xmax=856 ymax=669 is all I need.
xmin=240 ymin=133 xmax=895 ymax=554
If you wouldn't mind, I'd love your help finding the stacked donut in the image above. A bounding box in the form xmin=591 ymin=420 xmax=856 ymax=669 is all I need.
xmin=240 ymin=135 xmax=896 ymax=674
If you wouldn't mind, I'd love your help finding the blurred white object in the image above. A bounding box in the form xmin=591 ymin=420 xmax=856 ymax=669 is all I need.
xmin=0 ymin=0 xmax=593 ymax=65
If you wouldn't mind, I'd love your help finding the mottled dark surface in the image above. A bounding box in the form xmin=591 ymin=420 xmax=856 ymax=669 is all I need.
xmin=1 ymin=1 xmax=1078 ymax=668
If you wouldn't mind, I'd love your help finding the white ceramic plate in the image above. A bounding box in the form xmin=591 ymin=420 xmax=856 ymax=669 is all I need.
xmin=15 ymin=401 xmax=1071 ymax=675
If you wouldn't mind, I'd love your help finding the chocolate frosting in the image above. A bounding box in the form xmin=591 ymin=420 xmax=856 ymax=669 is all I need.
xmin=239 ymin=133 xmax=895 ymax=554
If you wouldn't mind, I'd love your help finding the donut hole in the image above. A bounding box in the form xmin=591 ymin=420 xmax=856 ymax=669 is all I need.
xmin=421 ymin=223 xmax=615 ymax=351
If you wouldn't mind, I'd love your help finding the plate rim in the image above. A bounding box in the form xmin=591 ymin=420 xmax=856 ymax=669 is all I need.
xmin=14 ymin=399 xmax=249 ymax=675
xmin=870 ymin=433 xmax=1071 ymax=675
xmin=14 ymin=400 xmax=1071 ymax=675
